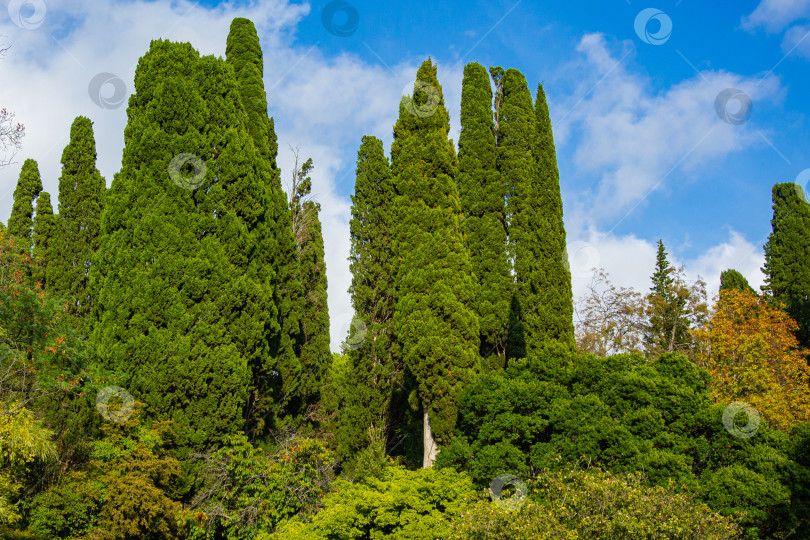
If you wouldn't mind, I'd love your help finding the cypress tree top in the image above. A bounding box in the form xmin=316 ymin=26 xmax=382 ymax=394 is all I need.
xmin=7 ymin=158 xmax=43 ymax=251
xmin=719 ymin=269 xmax=754 ymax=294
xmin=762 ymin=182 xmax=810 ymax=348
xmin=457 ymin=62 xmax=510 ymax=364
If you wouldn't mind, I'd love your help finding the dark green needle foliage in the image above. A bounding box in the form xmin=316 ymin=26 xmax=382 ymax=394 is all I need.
xmin=47 ymin=117 xmax=106 ymax=324
xmin=762 ymin=182 xmax=810 ymax=349
xmin=226 ymin=18 xmax=305 ymax=427
xmin=644 ymin=240 xmax=692 ymax=356
xmin=32 ymin=191 xmax=57 ymax=287
xmin=496 ymin=69 xmax=536 ymax=360
xmin=340 ymin=135 xmax=400 ymax=467
xmin=457 ymin=62 xmax=510 ymax=368
xmin=89 ymin=39 xmax=283 ymax=451
xmin=7 ymin=158 xmax=43 ymax=253
xmin=719 ymin=268 xmax=754 ymax=294
xmin=290 ymin=159 xmax=331 ymax=417
xmin=531 ymin=83 xmax=575 ymax=352
xmin=390 ymin=59 xmax=479 ymax=464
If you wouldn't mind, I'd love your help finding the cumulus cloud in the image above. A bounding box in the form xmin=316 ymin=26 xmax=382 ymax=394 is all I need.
xmin=742 ymin=0 xmax=810 ymax=33
xmin=555 ymin=33 xmax=782 ymax=231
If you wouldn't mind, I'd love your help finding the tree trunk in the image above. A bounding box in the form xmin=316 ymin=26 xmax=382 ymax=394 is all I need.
xmin=422 ymin=406 xmax=438 ymax=468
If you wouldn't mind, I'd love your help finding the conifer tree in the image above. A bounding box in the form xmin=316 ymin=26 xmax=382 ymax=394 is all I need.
xmin=339 ymin=135 xmax=399 ymax=464
xmin=497 ymin=69 xmax=536 ymax=360
xmin=90 ymin=39 xmax=281 ymax=450
xmin=530 ymin=83 xmax=575 ymax=353
xmin=287 ymin=154 xmax=330 ymax=416
xmin=48 ymin=117 xmax=106 ymax=323
xmin=644 ymin=240 xmax=696 ymax=357
xmin=719 ymin=269 xmax=754 ymax=294
xmin=457 ymin=62 xmax=510 ymax=367
xmin=32 ymin=192 xmax=57 ymax=287
xmin=762 ymin=182 xmax=810 ymax=349
xmin=226 ymin=18 xmax=304 ymax=421
xmin=7 ymin=158 xmax=42 ymax=252
xmin=391 ymin=59 xmax=479 ymax=467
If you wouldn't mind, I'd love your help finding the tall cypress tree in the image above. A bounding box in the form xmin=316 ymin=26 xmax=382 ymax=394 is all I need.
xmin=340 ymin=135 xmax=399 ymax=464
xmin=762 ymin=182 xmax=810 ymax=348
xmin=497 ymin=69 xmax=536 ymax=360
xmin=530 ymin=83 xmax=575 ymax=352
xmin=288 ymin=157 xmax=330 ymax=416
xmin=391 ymin=59 xmax=479 ymax=467
xmin=226 ymin=18 xmax=304 ymax=424
xmin=90 ymin=39 xmax=280 ymax=451
xmin=719 ymin=269 xmax=754 ymax=294
xmin=48 ymin=116 xmax=106 ymax=323
xmin=32 ymin=192 xmax=57 ymax=287
xmin=7 ymin=158 xmax=43 ymax=253
xmin=457 ymin=62 xmax=510 ymax=368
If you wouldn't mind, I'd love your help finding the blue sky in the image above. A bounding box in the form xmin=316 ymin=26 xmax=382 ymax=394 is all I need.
xmin=2 ymin=0 xmax=809 ymax=349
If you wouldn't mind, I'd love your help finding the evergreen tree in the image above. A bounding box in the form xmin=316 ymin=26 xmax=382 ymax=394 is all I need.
xmin=719 ymin=269 xmax=754 ymax=294
xmin=32 ymin=192 xmax=57 ymax=287
xmin=531 ymin=83 xmax=575 ymax=352
xmin=390 ymin=59 xmax=479 ymax=467
xmin=762 ymin=182 xmax=810 ymax=349
xmin=226 ymin=18 xmax=304 ymax=424
xmin=644 ymin=240 xmax=693 ymax=356
xmin=497 ymin=68 xmax=536 ymax=360
xmin=90 ymin=39 xmax=281 ymax=451
xmin=287 ymin=155 xmax=330 ymax=417
xmin=48 ymin=117 xmax=106 ymax=323
xmin=7 ymin=158 xmax=42 ymax=253
xmin=457 ymin=62 xmax=510 ymax=368
xmin=339 ymin=135 xmax=399 ymax=465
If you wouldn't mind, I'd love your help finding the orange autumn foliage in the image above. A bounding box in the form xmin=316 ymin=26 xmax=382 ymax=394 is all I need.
xmin=693 ymin=288 xmax=810 ymax=432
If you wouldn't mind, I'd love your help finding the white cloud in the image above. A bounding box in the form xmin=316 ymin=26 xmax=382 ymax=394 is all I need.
xmin=742 ymin=0 xmax=810 ymax=33
xmin=568 ymin=228 xmax=766 ymax=307
xmin=553 ymin=33 xmax=783 ymax=232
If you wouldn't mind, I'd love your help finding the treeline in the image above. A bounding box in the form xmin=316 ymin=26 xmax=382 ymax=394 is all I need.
xmin=0 ymin=15 xmax=809 ymax=540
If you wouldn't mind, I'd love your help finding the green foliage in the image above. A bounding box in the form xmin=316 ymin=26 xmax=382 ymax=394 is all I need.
xmin=31 ymin=192 xmax=57 ymax=288
xmin=762 ymin=182 xmax=810 ymax=349
xmin=341 ymin=136 xmax=400 ymax=464
xmin=7 ymin=159 xmax=43 ymax=253
xmin=719 ymin=269 xmax=754 ymax=294
xmin=48 ymin=116 xmax=106 ymax=325
xmin=530 ymin=83 xmax=575 ymax=353
xmin=436 ymin=349 xmax=807 ymax=538
xmin=451 ymin=468 xmax=740 ymax=539
xmin=271 ymin=465 xmax=477 ymax=540
xmin=181 ymin=434 xmax=335 ymax=539
xmin=89 ymin=39 xmax=266 ymax=451
xmin=28 ymin=420 xmax=183 ymax=539
xmin=457 ymin=62 xmax=510 ymax=367
xmin=390 ymin=59 xmax=480 ymax=459
xmin=497 ymin=68 xmax=535 ymax=360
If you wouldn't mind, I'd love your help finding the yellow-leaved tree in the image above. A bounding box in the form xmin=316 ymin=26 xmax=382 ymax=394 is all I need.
xmin=693 ymin=288 xmax=810 ymax=432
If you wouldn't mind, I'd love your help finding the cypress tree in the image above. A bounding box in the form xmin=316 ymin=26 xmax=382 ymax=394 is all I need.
xmin=762 ymin=182 xmax=810 ymax=348
xmin=531 ymin=83 xmax=575 ymax=352
xmin=226 ymin=18 xmax=304 ymax=424
xmin=90 ymin=39 xmax=281 ymax=451
xmin=339 ymin=135 xmax=399 ymax=464
xmin=457 ymin=62 xmax=510 ymax=368
xmin=391 ymin=59 xmax=479 ymax=467
xmin=7 ymin=158 xmax=42 ymax=253
xmin=719 ymin=269 xmax=754 ymax=294
xmin=288 ymin=157 xmax=330 ymax=416
xmin=497 ymin=68 xmax=536 ymax=360
xmin=48 ymin=116 xmax=106 ymax=323
xmin=32 ymin=192 xmax=57 ymax=287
